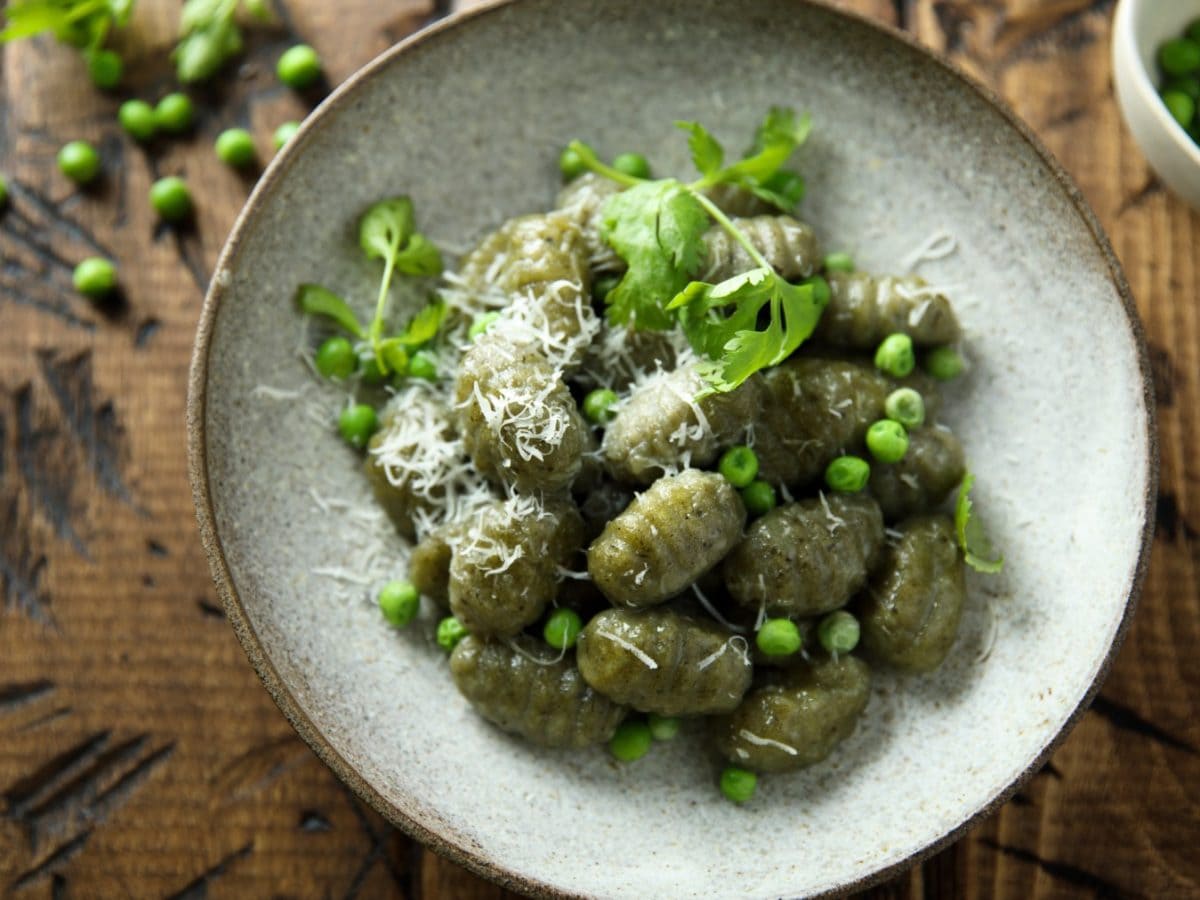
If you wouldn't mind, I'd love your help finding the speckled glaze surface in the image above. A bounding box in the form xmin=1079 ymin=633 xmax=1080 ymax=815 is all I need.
xmin=188 ymin=1 xmax=1155 ymax=897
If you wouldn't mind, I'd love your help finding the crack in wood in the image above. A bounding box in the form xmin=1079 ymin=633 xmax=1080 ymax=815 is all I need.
xmin=15 ymin=707 xmax=74 ymax=734
xmin=15 ymin=382 xmax=88 ymax=556
xmin=8 ymin=829 xmax=92 ymax=892
xmin=3 ymin=731 xmax=112 ymax=822
xmin=1145 ymin=341 xmax=1177 ymax=408
xmin=299 ymin=809 xmax=332 ymax=832
xmin=133 ymin=317 xmax=162 ymax=348
xmin=1039 ymin=760 xmax=1064 ymax=780
xmin=164 ymin=842 xmax=254 ymax=900
xmin=334 ymin=780 xmax=409 ymax=892
xmin=146 ymin=539 xmax=169 ymax=557
xmin=196 ymin=598 xmax=225 ymax=619
xmin=209 ymin=735 xmax=312 ymax=805
xmin=0 ymin=680 xmax=56 ymax=714
xmin=1090 ymin=694 xmax=1197 ymax=756
xmin=0 ymin=494 xmax=53 ymax=626
xmin=1116 ymin=176 xmax=1164 ymax=217
xmin=1 ymin=177 xmax=114 ymax=259
xmin=978 ymin=838 xmax=1130 ymax=897
xmin=1156 ymin=492 xmax=1198 ymax=543
xmin=996 ymin=0 xmax=1115 ymax=66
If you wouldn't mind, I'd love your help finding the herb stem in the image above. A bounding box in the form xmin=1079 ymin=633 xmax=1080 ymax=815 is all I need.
xmin=691 ymin=189 xmax=772 ymax=270
xmin=570 ymin=141 xmax=644 ymax=188
xmin=369 ymin=250 xmax=398 ymax=368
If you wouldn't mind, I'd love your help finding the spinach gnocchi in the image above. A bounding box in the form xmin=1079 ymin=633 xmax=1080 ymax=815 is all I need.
xmin=294 ymin=108 xmax=1001 ymax=802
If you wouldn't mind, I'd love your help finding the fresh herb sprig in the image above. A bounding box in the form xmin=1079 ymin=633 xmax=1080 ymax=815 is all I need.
xmin=174 ymin=0 xmax=269 ymax=83
xmin=567 ymin=107 xmax=823 ymax=392
xmin=1 ymin=0 xmax=133 ymax=82
xmin=296 ymin=196 xmax=446 ymax=380
xmin=955 ymin=472 xmax=1003 ymax=573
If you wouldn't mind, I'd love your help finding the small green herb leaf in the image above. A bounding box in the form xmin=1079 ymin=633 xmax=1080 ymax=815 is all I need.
xmin=393 ymin=232 xmax=444 ymax=277
xmin=387 ymin=299 xmax=446 ymax=347
xmin=599 ymin=179 xmax=708 ymax=329
xmin=955 ymin=472 xmax=1004 ymax=573
xmin=676 ymin=120 xmax=724 ymax=176
xmin=296 ymin=283 xmax=365 ymax=338
xmin=176 ymin=0 xmax=256 ymax=82
xmin=359 ymin=197 xmax=414 ymax=261
xmin=376 ymin=340 xmax=410 ymax=376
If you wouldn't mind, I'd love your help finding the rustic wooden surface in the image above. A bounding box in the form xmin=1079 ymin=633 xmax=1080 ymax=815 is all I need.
xmin=0 ymin=0 xmax=1195 ymax=897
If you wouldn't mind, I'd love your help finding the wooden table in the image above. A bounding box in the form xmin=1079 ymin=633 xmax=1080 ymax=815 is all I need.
xmin=1 ymin=0 xmax=1195 ymax=896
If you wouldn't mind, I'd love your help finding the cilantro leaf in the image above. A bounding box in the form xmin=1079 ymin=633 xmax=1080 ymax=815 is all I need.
xmin=359 ymin=197 xmax=414 ymax=262
xmin=295 ymin=284 xmax=365 ymax=338
xmin=599 ymin=179 xmax=708 ymax=330
xmin=175 ymin=0 xmax=265 ymax=82
xmin=1 ymin=0 xmax=130 ymax=47
xmin=676 ymin=121 xmax=724 ymax=176
xmin=955 ymin=472 xmax=1004 ymax=573
xmin=393 ymin=232 xmax=444 ymax=277
xmin=747 ymin=106 xmax=813 ymax=156
xmin=386 ymin=299 xmax=446 ymax=347
xmin=668 ymin=268 xmax=826 ymax=392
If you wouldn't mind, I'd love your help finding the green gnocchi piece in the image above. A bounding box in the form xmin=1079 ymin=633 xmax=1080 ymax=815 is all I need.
xmin=449 ymin=496 xmax=585 ymax=637
xmin=409 ymin=523 xmax=457 ymax=608
xmin=601 ymin=361 xmax=765 ymax=485
xmin=451 ymin=635 xmax=627 ymax=748
xmin=714 ymin=654 xmax=871 ymax=773
xmin=868 ymin=426 xmax=966 ymax=521
xmin=556 ymin=172 xmax=624 ymax=275
xmin=700 ymin=182 xmax=777 ymax=218
xmin=858 ymin=515 xmax=966 ymax=672
xmin=577 ymin=607 xmax=753 ymax=716
xmin=588 ymin=469 xmax=746 ymax=608
xmin=578 ymin=324 xmax=685 ymax=392
xmin=816 ymin=270 xmax=961 ymax=349
xmin=723 ymin=493 xmax=885 ymax=618
xmin=698 ymin=215 xmax=822 ymax=283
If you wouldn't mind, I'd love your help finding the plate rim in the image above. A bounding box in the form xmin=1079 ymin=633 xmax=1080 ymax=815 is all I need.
xmin=186 ymin=1 xmax=1158 ymax=895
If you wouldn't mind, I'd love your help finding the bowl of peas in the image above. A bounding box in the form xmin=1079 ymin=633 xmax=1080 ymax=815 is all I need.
xmin=1113 ymin=0 xmax=1200 ymax=209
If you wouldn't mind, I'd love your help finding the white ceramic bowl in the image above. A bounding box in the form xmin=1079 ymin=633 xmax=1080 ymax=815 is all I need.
xmin=1114 ymin=0 xmax=1200 ymax=209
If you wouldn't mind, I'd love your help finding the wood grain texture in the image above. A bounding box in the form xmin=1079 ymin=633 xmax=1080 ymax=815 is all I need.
xmin=0 ymin=0 xmax=1194 ymax=897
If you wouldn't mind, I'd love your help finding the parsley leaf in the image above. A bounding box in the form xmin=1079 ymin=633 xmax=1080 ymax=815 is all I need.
xmin=599 ymin=179 xmax=708 ymax=330
xmin=1 ymin=0 xmax=131 ymax=49
xmin=393 ymin=232 xmax=444 ymax=277
xmin=687 ymin=107 xmax=813 ymax=212
xmin=359 ymin=197 xmax=414 ymax=261
xmin=668 ymin=268 xmax=825 ymax=392
xmin=954 ymin=472 xmax=1004 ymax=573
xmin=384 ymin=298 xmax=446 ymax=348
xmin=175 ymin=0 xmax=268 ymax=83
xmin=676 ymin=121 xmax=724 ymax=176
xmin=295 ymin=284 xmax=365 ymax=338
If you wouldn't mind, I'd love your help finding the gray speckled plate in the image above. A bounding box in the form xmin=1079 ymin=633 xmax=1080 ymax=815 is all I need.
xmin=188 ymin=1 xmax=1156 ymax=897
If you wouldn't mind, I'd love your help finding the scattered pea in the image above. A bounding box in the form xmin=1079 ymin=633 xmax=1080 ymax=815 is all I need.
xmin=1159 ymin=37 xmax=1200 ymax=77
xmin=817 ymin=610 xmax=861 ymax=655
xmin=338 ymin=403 xmax=378 ymax=449
xmin=592 ymin=273 xmax=620 ymax=303
xmin=58 ymin=140 xmax=101 ymax=185
xmin=718 ymin=445 xmax=759 ymax=489
xmin=215 ymin=128 xmax=257 ymax=168
xmin=583 ymin=388 xmax=619 ymax=425
xmin=866 ymin=419 xmax=909 ymax=464
xmin=277 ymin=43 xmax=322 ymax=89
xmin=719 ymin=766 xmax=757 ymax=803
xmin=408 ymin=350 xmax=439 ymax=381
xmin=468 ymin=311 xmax=501 ymax=340
xmin=436 ymin=615 xmax=468 ymax=652
xmin=559 ymin=143 xmax=589 ymax=182
xmin=824 ymin=455 xmax=870 ymax=493
xmin=756 ymin=618 xmax=802 ymax=657
xmin=118 ymin=100 xmax=158 ymax=141
xmin=273 ymin=120 xmax=301 ymax=151
xmin=762 ymin=169 xmax=805 ymax=207
xmin=154 ymin=92 xmax=194 ymax=134
xmin=1189 ymin=18 xmax=1200 ymax=44
xmin=874 ymin=333 xmax=915 ymax=378
xmin=647 ymin=714 xmax=681 ymax=741
xmin=378 ymin=579 xmax=419 ymax=627
xmin=924 ymin=345 xmax=965 ymax=381
xmin=149 ymin=176 xmax=193 ymax=223
xmin=740 ymin=479 xmax=777 ymax=517
xmin=608 ymin=719 xmax=653 ymax=762
xmin=824 ymin=252 xmax=855 ymax=272
xmin=1164 ymin=90 xmax=1196 ymax=128
xmin=884 ymin=387 xmax=925 ymax=430
xmin=315 ymin=336 xmax=358 ymax=379
xmin=1165 ymin=75 xmax=1200 ymax=101
xmin=87 ymin=48 xmax=123 ymax=89
xmin=612 ymin=152 xmax=651 ymax=179
xmin=72 ymin=257 xmax=117 ymax=299
xmin=543 ymin=608 xmax=583 ymax=650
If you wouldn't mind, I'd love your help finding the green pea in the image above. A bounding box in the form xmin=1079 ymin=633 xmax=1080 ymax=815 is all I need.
xmin=1159 ymin=38 xmax=1200 ymax=77
xmin=407 ymin=350 xmax=439 ymax=381
xmin=817 ymin=610 xmax=860 ymax=655
xmin=1189 ymin=18 xmax=1200 ymax=44
xmin=824 ymin=455 xmax=870 ymax=493
xmin=154 ymin=92 xmax=194 ymax=134
xmin=277 ymin=44 xmax=322 ymax=89
xmin=802 ymin=274 xmax=830 ymax=306
xmin=1164 ymin=90 xmax=1196 ymax=128
xmin=273 ymin=121 xmax=301 ymax=151
xmin=87 ymin=48 xmax=123 ymax=89
xmin=866 ymin=419 xmax=909 ymax=464
xmin=718 ymin=445 xmax=759 ymax=488
xmin=559 ymin=143 xmax=590 ymax=182
xmin=608 ymin=719 xmax=652 ymax=762
xmin=543 ymin=608 xmax=583 ymax=650
xmin=468 ymin=311 xmax=501 ymax=340
xmin=823 ymin=252 xmax=855 ymax=272
xmin=874 ymin=332 xmax=915 ymax=378
xmin=149 ymin=176 xmax=193 ymax=223
xmin=756 ymin=618 xmax=802 ymax=657
xmin=611 ymin=152 xmax=651 ymax=179
xmin=884 ymin=387 xmax=925 ymax=430
xmin=1165 ymin=75 xmax=1200 ymax=101
xmin=215 ymin=128 xmax=257 ymax=168
xmin=0 ymin=173 xmax=8 ymax=208
xmin=72 ymin=257 xmax=117 ymax=299
xmin=719 ymin=766 xmax=757 ymax=804
xmin=338 ymin=403 xmax=378 ymax=449
xmin=118 ymin=100 xmax=158 ymax=142
xmin=58 ymin=140 xmax=101 ymax=185
xmin=924 ymin=345 xmax=965 ymax=381
xmin=583 ymin=388 xmax=619 ymax=425
xmin=592 ymin=273 xmax=620 ymax=304
xmin=436 ymin=616 xmax=468 ymax=652
xmin=762 ymin=169 xmax=805 ymax=207
xmin=740 ymin=479 xmax=777 ymax=517
xmin=647 ymin=713 xmax=680 ymax=741
xmin=314 ymin=336 xmax=357 ymax=379
xmin=378 ymin=579 xmax=419 ymax=627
